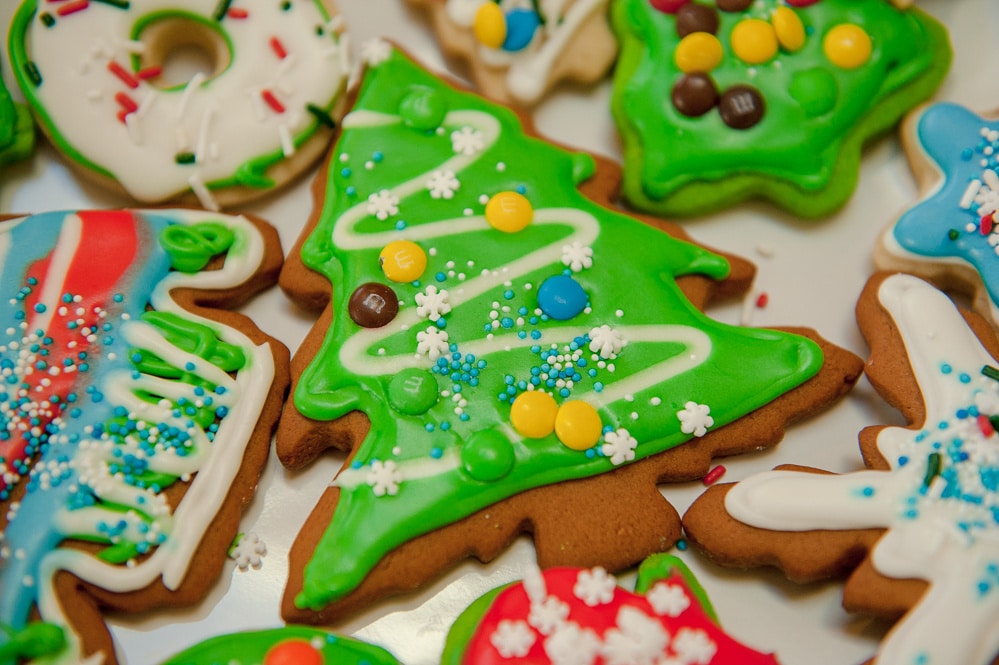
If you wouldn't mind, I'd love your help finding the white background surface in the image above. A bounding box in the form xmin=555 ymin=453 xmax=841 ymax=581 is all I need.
xmin=1 ymin=1 xmax=996 ymax=663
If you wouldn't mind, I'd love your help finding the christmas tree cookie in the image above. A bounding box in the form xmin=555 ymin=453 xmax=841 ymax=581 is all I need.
xmin=611 ymin=0 xmax=951 ymax=218
xmin=684 ymin=273 xmax=999 ymax=665
xmin=441 ymin=553 xmax=780 ymax=664
xmin=0 ymin=209 xmax=289 ymax=665
xmin=277 ymin=44 xmax=863 ymax=623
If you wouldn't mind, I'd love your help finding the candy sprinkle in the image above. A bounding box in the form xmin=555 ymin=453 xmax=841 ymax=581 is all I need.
xmin=981 ymin=365 xmax=999 ymax=382
xmin=703 ymin=465 xmax=727 ymax=485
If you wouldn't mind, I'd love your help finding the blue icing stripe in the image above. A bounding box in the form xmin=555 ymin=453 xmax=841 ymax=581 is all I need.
xmin=892 ymin=102 xmax=999 ymax=308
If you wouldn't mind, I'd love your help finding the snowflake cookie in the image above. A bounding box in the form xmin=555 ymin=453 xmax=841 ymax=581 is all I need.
xmin=276 ymin=46 xmax=863 ymax=624
xmin=684 ymin=273 xmax=999 ymax=665
xmin=440 ymin=554 xmax=780 ymax=664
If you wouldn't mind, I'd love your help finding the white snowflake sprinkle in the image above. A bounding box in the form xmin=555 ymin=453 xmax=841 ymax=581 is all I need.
xmin=677 ymin=401 xmax=714 ymax=438
xmin=646 ymin=582 xmax=691 ymax=617
xmin=528 ymin=596 xmax=570 ymax=636
xmin=427 ymin=169 xmax=460 ymax=199
xmin=601 ymin=606 xmax=670 ymax=665
xmin=561 ymin=242 xmax=594 ymax=272
xmin=588 ymin=325 xmax=626 ymax=359
xmin=366 ymin=459 xmax=402 ymax=497
xmin=229 ymin=532 xmax=267 ymax=570
xmin=416 ymin=326 xmax=450 ymax=361
xmin=671 ymin=628 xmax=717 ymax=664
xmin=366 ymin=189 xmax=399 ymax=220
xmin=573 ymin=567 xmax=617 ymax=606
xmin=544 ymin=622 xmax=601 ymax=665
xmin=601 ymin=428 xmax=638 ymax=466
xmin=360 ymin=38 xmax=392 ymax=66
xmin=490 ymin=620 xmax=536 ymax=658
xmin=451 ymin=126 xmax=485 ymax=155
xmin=415 ymin=285 xmax=451 ymax=322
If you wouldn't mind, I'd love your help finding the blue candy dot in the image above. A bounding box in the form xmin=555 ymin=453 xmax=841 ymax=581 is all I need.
xmin=536 ymin=274 xmax=587 ymax=320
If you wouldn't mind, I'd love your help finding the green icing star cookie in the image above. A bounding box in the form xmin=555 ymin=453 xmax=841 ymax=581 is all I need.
xmin=277 ymin=44 xmax=862 ymax=622
xmin=611 ymin=0 xmax=951 ymax=218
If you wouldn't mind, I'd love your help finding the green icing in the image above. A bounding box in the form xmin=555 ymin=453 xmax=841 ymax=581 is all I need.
xmin=610 ymin=0 xmax=951 ymax=217
xmin=292 ymin=48 xmax=824 ymax=610
xmin=160 ymin=222 xmax=236 ymax=273
xmin=156 ymin=627 xmax=399 ymax=665
xmin=0 ymin=621 xmax=66 ymax=660
xmin=0 ymin=57 xmax=34 ymax=169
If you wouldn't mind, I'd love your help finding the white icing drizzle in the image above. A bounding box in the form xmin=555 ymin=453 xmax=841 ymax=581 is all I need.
xmin=726 ymin=274 xmax=999 ymax=665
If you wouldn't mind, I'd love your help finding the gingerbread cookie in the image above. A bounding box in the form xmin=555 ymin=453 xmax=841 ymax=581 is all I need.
xmin=0 ymin=209 xmax=289 ymax=664
xmin=876 ymin=102 xmax=999 ymax=332
xmin=276 ymin=44 xmax=862 ymax=624
xmin=0 ymin=58 xmax=33 ymax=169
xmin=684 ymin=272 xmax=999 ymax=665
xmin=610 ymin=0 xmax=952 ymax=218
xmin=157 ymin=627 xmax=400 ymax=665
xmin=441 ymin=553 xmax=780 ymax=664
xmin=8 ymin=0 xmax=350 ymax=210
xmin=404 ymin=0 xmax=617 ymax=107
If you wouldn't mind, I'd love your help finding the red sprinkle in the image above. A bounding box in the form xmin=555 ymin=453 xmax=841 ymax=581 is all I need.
xmin=703 ymin=465 xmax=727 ymax=486
xmin=977 ymin=413 xmax=995 ymax=438
xmin=755 ymin=292 xmax=769 ymax=308
xmin=270 ymin=36 xmax=288 ymax=59
xmin=981 ymin=213 xmax=995 ymax=236
xmin=261 ymin=89 xmax=285 ymax=114
xmin=136 ymin=66 xmax=162 ymax=80
xmin=114 ymin=92 xmax=138 ymax=113
xmin=227 ymin=7 xmax=248 ymax=18
xmin=107 ymin=60 xmax=139 ymax=89
xmin=55 ymin=0 xmax=88 ymax=16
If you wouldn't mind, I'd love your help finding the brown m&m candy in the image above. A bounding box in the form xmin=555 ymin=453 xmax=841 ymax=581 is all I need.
xmin=348 ymin=282 xmax=399 ymax=328
xmin=671 ymin=73 xmax=718 ymax=117
xmin=675 ymin=3 xmax=719 ymax=37
xmin=718 ymin=84 xmax=765 ymax=129
xmin=716 ymin=0 xmax=752 ymax=11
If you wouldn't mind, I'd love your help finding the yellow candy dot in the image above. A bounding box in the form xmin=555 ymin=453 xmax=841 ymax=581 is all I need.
xmin=474 ymin=3 xmax=507 ymax=49
xmin=674 ymin=32 xmax=723 ymax=74
xmin=823 ymin=23 xmax=872 ymax=69
xmin=554 ymin=400 xmax=602 ymax=451
xmin=510 ymin=391 xmax=558 ymax=439
xmin=379 ymin=240 xmax=427 ymax=283
xmin=772 ymin=7 xmax=805 ymax=52
xmin=485 ymin=191 xmax=533 ymax=233
xmin=731 ymin=19 xmax=778 ymax=65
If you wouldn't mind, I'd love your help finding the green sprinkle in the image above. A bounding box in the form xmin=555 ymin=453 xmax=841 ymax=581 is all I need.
xmin=212 ymin=0 xmax=233 ymax=20
xmin=923 ymin=452 xmax=942 ymax=487
xmin=315 ymin=24 xmax=324 ymax=36
xmin=990 ymin=415 xmax=999 ymax=433
xmin=23 ymin=61 xmax=42 ymax=87
xmin=948 ymin=229 xmax=960 ymax=240
xmin=39 ymin=13 xmax=55 ymax=27
xmin=281 ymin=0 xmax=292 ymax=9
xmin=92 ymin=0 xmax=131 ymax=8
xmin=982 ymin=365 xmax=999 ymax=382
xmin=306 ymin=103 xmax=336 ymax=129
xmin=175 ymin=151 xmax=196 ymax=165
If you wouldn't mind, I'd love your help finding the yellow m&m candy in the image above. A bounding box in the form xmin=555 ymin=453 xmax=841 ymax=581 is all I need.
xmin=824 ymin=24 xmax=872 ymax=69
xmin=554 ymin=400 xmax=602 ymax=451
xmin=485 ymin=191 xmax=533 ymax=233
xmin=674 ymin=32 xmax=723 ymax=73
xmin=474 ymin=2 xmax=506 ymax=49
xmin=772 ymin=7 xmax=805 ymax=52
xmin=379 ymin=240 xmax=427 ymax=283
xmin=511 ymin=391 xmax=558 ymax=438
xmin=731 ymin=19 xmax=778 ymax=65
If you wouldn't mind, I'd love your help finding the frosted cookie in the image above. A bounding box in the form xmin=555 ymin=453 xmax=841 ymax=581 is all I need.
xmin=683 ymin=273 xmax=999 ymax=665
xmin=0 ymin=58 xmax=33 ymax=169
xmin=0 ymin=209 xmax=289 ymax=665
xmin=441 ymin=553 xmax=780 ymax=664
xmin=8 ymin=0 xmax=350 ymax=211
xmin=876 ymin=102 xmax=999 ymax=331
xmin=404 ymin=0 xmax=617 ymax=107
xmin=276 ymin=44 xmax=863 ymax=623
xmin=157 ymin=627 xmax=400 ymax=665
xmin=610 ymin=0 xmax=951 ymax=218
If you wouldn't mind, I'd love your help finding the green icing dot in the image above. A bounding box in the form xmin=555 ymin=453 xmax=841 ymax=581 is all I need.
xmin=461 ymin=429 xmax=515 ymax=482
xmin=160 ymin=222 xmax=235 ymax=273
xmin=387 ymin=369 xmax=439 ymax=415
xmin=788 ymin=67 xmax=838 ymax=118
xmin=399 ymin=87 xmax=448 ymax=131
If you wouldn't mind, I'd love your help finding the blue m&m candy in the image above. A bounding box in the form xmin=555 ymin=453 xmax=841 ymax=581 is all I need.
xmin=537 ymin=274 xmax=587 ymax=320
xmin=502 ymin=8 xmax=540 ymax=52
